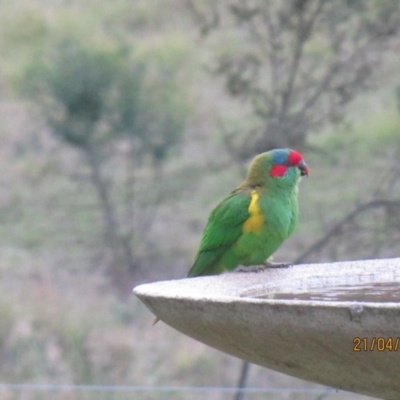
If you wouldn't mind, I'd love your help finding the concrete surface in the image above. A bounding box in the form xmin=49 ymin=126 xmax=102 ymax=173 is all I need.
xmin=134 ymin=258 xmax=400 ymax=399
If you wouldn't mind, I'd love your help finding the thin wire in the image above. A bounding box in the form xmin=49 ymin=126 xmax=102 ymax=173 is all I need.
xmin=0 ymin=384 xmax=335 ymax=394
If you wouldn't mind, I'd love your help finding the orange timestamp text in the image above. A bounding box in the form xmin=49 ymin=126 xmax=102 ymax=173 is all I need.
xmin=353 ymin=337 xmax=400 ymax=352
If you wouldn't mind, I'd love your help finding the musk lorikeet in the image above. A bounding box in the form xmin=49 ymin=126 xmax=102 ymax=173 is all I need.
xmin=187 ymin=148 xmax=309 ymax=277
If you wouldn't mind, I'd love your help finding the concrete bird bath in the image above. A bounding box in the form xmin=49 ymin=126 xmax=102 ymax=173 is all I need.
xmin=134 ymin=258 xmax=400 ymax=399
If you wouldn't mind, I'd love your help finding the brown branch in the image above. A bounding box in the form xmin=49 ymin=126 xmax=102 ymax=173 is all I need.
xmin=259 ymin=4 xmax=282 ymax=103
xmin=299 ymin=25 xmax=394 ymax=117
xmin=279 ymin=0 xmax=325 ymax=119
xmin=294 ymin=199 xmax=400 ymax=264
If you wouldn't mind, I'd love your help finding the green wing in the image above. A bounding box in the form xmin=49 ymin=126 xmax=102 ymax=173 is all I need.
xmin=187 ymin=190 xmax=251 ymax=277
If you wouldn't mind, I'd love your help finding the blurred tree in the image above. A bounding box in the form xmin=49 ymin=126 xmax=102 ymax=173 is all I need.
xmin=22 ymin=37 xmax=187 ymax=275
xmin=187 ymin=0 xmax=400 ymax=159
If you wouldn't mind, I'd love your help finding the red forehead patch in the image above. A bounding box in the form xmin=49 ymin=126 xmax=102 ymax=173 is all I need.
xmin=288 ymin=150 xmax=303 ymax=166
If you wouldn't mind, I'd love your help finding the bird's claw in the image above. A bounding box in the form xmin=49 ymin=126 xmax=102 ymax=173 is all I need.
xmin=235 ymin=264 xmax=267 ymax=273
xmin=234 ymin=262 xmax=292 ymax=273
xmin=263 ymin=262 xmax=293 ymax=269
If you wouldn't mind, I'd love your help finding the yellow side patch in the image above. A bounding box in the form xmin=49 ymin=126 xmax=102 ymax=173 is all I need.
xmin=243 ymin=190 xmax=264 ymax=234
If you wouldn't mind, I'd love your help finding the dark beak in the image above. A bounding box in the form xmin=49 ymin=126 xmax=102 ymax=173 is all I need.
xmin=298 ymin=161 xmax=309 ymax=177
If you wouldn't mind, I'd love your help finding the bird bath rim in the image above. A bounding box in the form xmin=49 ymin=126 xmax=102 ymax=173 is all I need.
xmin=135 ymin=257 xmax=400 ymax=309
xmin=134 ymin=258 xmax=400 ymax=400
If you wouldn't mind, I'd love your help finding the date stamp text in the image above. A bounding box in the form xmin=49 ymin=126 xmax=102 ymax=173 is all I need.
xmin=353 ymin=337 xmax=400 ymax=352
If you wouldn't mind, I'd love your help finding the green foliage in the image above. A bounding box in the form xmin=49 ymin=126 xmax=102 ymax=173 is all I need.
xmin=22 ymin=35 xmax=187 ymax=163
xmin=110 ymin=60 xmax=186 ymax=164
xmin=1 ymin=10 xmax=48 ymax=44
xmin=19 ymin=33 xmax=190 ymax=273
xmin=45 ymin=39 xmax=118 ymax=148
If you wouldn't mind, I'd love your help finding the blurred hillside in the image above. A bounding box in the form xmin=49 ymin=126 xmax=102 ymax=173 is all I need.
xmin=0 ymin=0 xmax=399 ymax=399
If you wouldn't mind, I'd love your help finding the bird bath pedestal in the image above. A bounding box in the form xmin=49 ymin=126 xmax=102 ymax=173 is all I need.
xmin=134 ymin=258 xmax=400 ymax=400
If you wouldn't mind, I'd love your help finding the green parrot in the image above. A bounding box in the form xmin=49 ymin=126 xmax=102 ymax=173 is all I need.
xmin=187 ymin=148 xmax=309 ymax=277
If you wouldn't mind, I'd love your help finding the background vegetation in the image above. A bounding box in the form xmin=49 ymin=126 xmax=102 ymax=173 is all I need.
xmin=0 ymin=0 xmax=399 ymax=399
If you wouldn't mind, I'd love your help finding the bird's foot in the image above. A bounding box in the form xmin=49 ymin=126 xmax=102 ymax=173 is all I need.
xmin=263 ymin=260 xmax=292 ymax=269
xmin=235 ymin=264 xmax=267 ymax=273
xmin=234 ymin=261 xmax=292 ymax=273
